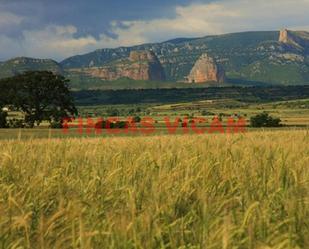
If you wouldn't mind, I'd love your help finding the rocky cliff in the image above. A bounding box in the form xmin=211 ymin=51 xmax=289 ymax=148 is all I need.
xmin=2 ymin=30 xmax=309 ymax=86
xmin=187 ymin=54 xmax=225 ymax=83
xmin=279 ymin=29 xmax=295 ymax=45
xmin=279 ymin=29 xmax=309 ymax=51
xmin=70 ymin=51 xmax=166 ymax=81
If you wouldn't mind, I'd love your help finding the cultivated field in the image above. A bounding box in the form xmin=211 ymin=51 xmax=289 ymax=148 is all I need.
xmin=1 ymin=98 xmax=308 ymax=140
xmin=0 ymin=130 xmax=308 ymax=248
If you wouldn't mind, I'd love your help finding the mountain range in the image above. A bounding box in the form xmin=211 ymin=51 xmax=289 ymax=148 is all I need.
xmin=1 ymin=29 xmax=309 ymax=88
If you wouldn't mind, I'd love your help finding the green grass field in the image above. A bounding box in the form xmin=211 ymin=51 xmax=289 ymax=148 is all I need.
xmin=0 ymin=130 xmax=308 ymax=248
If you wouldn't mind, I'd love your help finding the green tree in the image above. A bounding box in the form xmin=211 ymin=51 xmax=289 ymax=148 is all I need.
xmin=250 ymin=112 xmax=282 ymax=127
xmin=132 ymin=116 xmax=141 ymax=123
xmin=0 ymin=71 xmax=77 ymax=127
xmin=0 ymin=78 xmax=13 ymax=128
xmin=0 ymin=110 xmax=8 ymax=128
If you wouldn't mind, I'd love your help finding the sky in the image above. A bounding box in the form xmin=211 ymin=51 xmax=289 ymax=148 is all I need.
xmin=0 ymin=0 xmax=309 ymax=61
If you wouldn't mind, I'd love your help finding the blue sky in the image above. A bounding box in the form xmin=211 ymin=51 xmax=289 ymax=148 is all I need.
xmin=0 ymin=0 xmax=309 ymax=61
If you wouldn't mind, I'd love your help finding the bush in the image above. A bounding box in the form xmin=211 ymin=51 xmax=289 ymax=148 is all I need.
xmin=95 ymin=120 xmax=129 ymax=129
xmin=250 ymin=112 xmax=282 ymax=127
xmin=50 ymin=121 xmax=63 ymax=129
xmin=132 ymin=116 xmax=141 ymax=123
xmin=115 ymin=121 xmax=129 ymax=129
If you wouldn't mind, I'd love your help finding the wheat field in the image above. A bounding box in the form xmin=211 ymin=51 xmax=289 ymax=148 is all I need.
xmin=0 ymin=130 xmax=308 ymax=249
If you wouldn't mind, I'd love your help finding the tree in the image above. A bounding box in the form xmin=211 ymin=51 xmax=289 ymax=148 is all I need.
xmin=0 ymin=110 xmax=8 ymax=128
xmin=0 ymin=79 xmax=12 ymax=128
xmin=132 ymin=116 xmax=141 ymax=123
xmin=0 ymin=78 xmax=11 ymax=106
xmin=250 ymin=112 xmax=282 ymax=127
xmin=0 ymin=71 xmax=77 ymax=127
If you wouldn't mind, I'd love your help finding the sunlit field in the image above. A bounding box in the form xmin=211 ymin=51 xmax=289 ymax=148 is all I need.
xmin=1 ymin=98 xmax=309 ymax=140
xmin=0 ymin=130 xmax=308 ymax=248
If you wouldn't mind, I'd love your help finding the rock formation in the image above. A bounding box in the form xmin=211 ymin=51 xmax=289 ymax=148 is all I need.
xmin=279 ymin=29 xmax=290 ymax=44
xmin=187 ymin=54 xmax=225 ymax=83
xmin=73 ymin=51 xmax=166 ymax=81
xmin=279 ymin=29 xmax=309 ymax=50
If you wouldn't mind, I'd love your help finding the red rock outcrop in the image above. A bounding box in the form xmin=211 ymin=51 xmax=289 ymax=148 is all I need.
xmin=72 ymin=51 xmax=166 ymax=81
xmin=187 ymin=54 xmax=225 ymax=83
xmin=279 ymin=29 xmax=309 ymax=50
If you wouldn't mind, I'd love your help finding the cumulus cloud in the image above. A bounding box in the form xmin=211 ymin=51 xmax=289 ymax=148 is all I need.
xmin=0 ymin=25 xmax=99 ymax=60
xmin=0 ymin=0 xmax=309 ymax=61
xmin=106 ymin=0 xmax=309 ymax=43
xmin=21 ymin=26 xmax=98 ymax=58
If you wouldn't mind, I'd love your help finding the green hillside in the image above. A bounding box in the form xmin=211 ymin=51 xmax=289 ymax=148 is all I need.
xmin=0 ymin=57 xmax=63 ymax=79
xmin=1 ymin=30 xmax=309 ymax=87
xmin=61 ymin=30 xmax=309 ymax=85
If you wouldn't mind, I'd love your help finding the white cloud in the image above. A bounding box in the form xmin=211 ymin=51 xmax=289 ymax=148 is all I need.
xmin=0 ymin=25 xmax=98 ymax=60
xmin=22 ymin=25 xmax=98 ymax=58
xmin=105 ymin=0 xmax=309 ymax=43
xmin=0 ymin=11 xmax=24 ymax=29
xmin=0 ymin=0 xmax=309 ymax=61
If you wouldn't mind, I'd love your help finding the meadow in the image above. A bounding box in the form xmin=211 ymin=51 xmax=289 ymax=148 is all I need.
xmin=0 ymin=130 xmax=308 ymax=248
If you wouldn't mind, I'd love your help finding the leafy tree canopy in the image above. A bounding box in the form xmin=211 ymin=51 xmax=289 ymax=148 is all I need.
xmin=250 ymin=112 xmax=282 ymax=127
xmin=0 ymin=71 xmax=77 ymax=127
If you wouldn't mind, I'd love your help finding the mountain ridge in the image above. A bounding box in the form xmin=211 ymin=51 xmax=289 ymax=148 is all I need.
xmin=1 ymin=29 xmax=309 ymax=87
xmin=0 ymin=57 xmax=63 ymax=79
